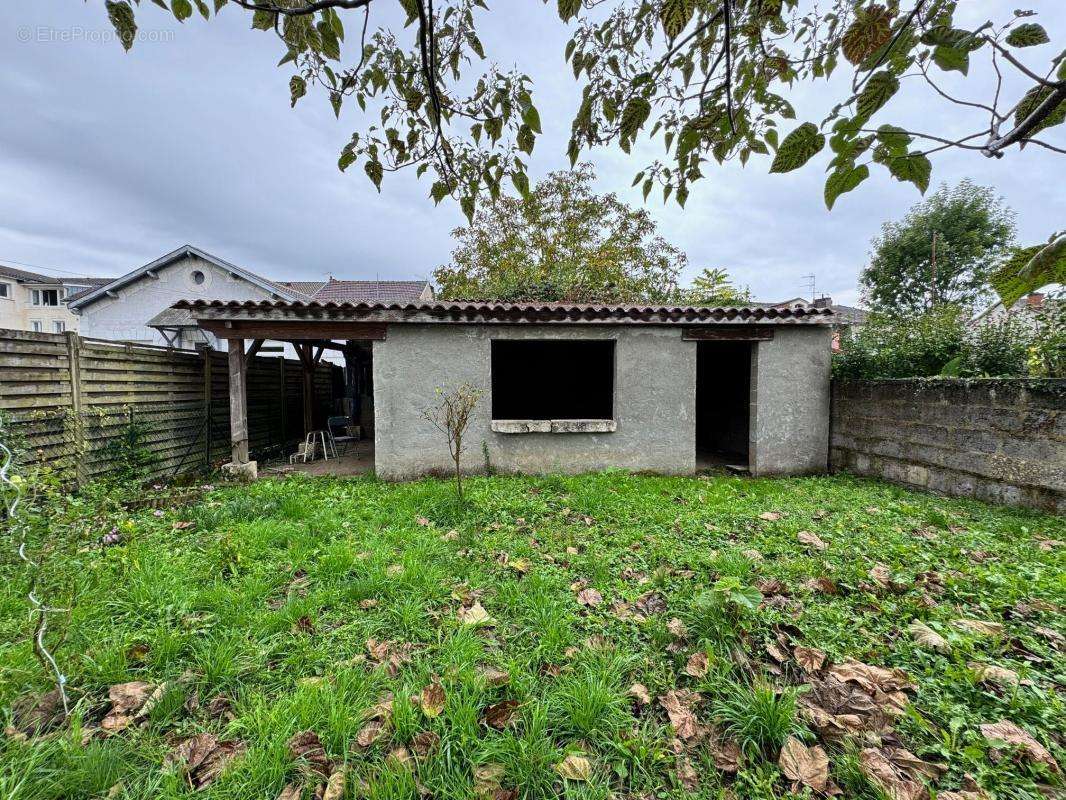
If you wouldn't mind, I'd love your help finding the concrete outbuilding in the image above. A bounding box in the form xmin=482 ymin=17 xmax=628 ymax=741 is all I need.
xmin=175 ymin=299 xmax=834 ymax=479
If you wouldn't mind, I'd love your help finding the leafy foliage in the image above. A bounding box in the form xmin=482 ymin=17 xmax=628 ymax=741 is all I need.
xmin=101 ymin=412 xmax=159 ymax=484
xmin=85 ymin=1 xmax=1065 ymax=211
xmin=434 ymin=164 xmax=686 ymax=303
xmin=860 ymin=181 xmax=1016 ymax=315
xmin=677 ymin=267 xmax=751 ymax=306
xmin=833 ymin=305 xmax=1049 ymax=379
xmin=990 ymin=233 xmax=1066 ymax=307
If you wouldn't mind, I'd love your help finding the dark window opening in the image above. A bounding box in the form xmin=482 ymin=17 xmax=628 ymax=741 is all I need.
xmin=696 ymin=341 xmax=751 ymax=469
xmin=492 ymin=340 xmax=614 ymax=420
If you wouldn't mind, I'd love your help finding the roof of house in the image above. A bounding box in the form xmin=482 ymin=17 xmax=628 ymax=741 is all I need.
xmin=68 ymin=244 xmax=433 ymax=310
xmin=766 ymin=297 xmax=868 ymax=326
xmin=276 ymin=278 xmax=432 ymax=304
xmin=0 ymin=264 xmax=60 ymax=283
xmin=174 ymin=298 xmax=835 ymax=326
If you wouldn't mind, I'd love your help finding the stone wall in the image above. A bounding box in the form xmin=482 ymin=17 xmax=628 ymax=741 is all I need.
xmin=831 ymin=379 xmax=1065 ymax=512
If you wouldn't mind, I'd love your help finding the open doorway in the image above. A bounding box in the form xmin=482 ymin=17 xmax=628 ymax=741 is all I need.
xmin=695 ymin=341 xmax=752 ymax=472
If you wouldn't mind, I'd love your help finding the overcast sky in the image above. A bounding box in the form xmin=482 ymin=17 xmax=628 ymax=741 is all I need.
xmin=0 ymin=1 xmax=1062 ymax=306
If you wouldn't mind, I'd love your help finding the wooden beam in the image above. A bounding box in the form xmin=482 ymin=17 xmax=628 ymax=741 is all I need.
xmin=246 ymin=338 xmax=265 ymax=360
xmin=228 ymin=338 xmax=249 ymax=464
xmin=682 ymin=326 xmax=774 ymax=341
xmin=312 ymin=345 xmax=324 ymax=365
xmin=200 ymin=321 xmax=387 ymax=340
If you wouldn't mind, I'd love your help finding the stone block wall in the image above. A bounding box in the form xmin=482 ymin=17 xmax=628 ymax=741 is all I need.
xmin=831 ymin=379 xmax=1065 ymax=512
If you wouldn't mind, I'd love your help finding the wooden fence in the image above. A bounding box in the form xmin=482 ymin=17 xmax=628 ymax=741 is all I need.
xmin=0 ymin=329 xmax=339 ymax=482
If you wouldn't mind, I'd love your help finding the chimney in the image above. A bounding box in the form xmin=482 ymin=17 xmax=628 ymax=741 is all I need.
xmin=813 ymin=296 xmax=833 ymax=309
xmin=1026 ymin=292 xmax=1045 ymax=308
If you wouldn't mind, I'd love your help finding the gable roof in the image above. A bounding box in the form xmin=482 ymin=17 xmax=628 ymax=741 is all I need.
xmin=69 ymin=245 xmax=433 ymax=310
xmin=68 ymin=244 xmax=305 ymax=310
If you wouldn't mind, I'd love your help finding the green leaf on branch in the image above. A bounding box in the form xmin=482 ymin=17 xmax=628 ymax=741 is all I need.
xmin=769 ymin=122 xmax=825 ymax=173
xmin=172 ymin=0 xmax=194 ymax=22
xmin=251 ymin=8 xmax=274 ymax=30
xmin=887 ymin=152 xmax=931 ymax=193
xmin=105 ymin=1 xmax=137 ymax=51
xmin=855 ymin=71 xmax=899 ymax=122
xmin=431 ymin=181 xmax=450 ymax=204
xmin=932 ymin=44 xmax=969 ymax=74
xmin=1013 ymin=86 xmax=1066 ymax=134
xmin=397 ymin=0 xmax=419 ymax=26
xmin=660 ymin=0 xmax=695 ymax=40
xmin=620 ymin=97 xmax=652 ymax=142
xmin=522 ymin=106 xmax=542 ymax=134
xmin=557 ymin=0 xmax=581 ymax=22
xmin=841 ymin=4 xmax=893 ymax=65
xmin=510 ymin=172 xmax=530 ymax=198
xmin=364 ymin=160 xmax=383 ymax=191
xmin=990 ymin=235 xmax=1066 ymax=307
xmin=875 ymin=124 xmax=911 ymax=152
xmin=517 ymin=124 xmax=535 ymax=155
xmin=289 ymin=75 xmax=307 ymax=108
xmin=824 ymin=164 xmax=869 ymax=210
xmin=1005 ymin=23 xmax=1049 ymax=48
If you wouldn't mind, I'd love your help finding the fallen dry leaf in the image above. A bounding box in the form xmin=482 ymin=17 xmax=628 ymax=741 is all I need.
xmin=628 ymin=683 xmax=651 ymax=705
xmin=287 ymin=731 xmax=331 ymax=777
xmin=101 ymin=682 xmax=159 ymax=732
xmin=676 ymin=755 xmax=699 ymax=790
xmin=980 ymin=721 xmax=1060 ymax=773
xmin=575 ymin=588 xmax=602 ymax=607
xmin=779 ymin=735 xmax=829 ymax=793
xmin=969 ymin=662 xmax=1020 ymax=687
xmin=458 ymin=602 xmax=493 ymax=626
xmin=804 ymin=576 xmax=840 ymax=595
xmin=478 ymin=665 xmax=510 ymax=686
xmin=322 ymin=767 xmax=346 ymax=800
xmin=11 ymin=688 xmax=67 ymax=736
xmin=952 ymin=619 xmax=1004 ymax=637
xmin=797 ymin=531 xmax=828 ymax=551
xmin=859 ymin=747 xmax=926 ymax=800
xmin=166 ymin=733 xmax=246 ymax=790
xmin=869 ymin=563 xmax=904 ymax=592
xmin=354 ymin=720 xmax=384 ymax=750
xmin=909 ymin=620 xmax=951 ymax=653
xmin=276 ymin=784 xmax=302 ymax=800
xmin=793 ymin=646 xmax=826 ymax=673
xmin=684 ymin=652 xmax=709 ymax=678
xmin=420 ymin=682 xmax=446 ymax=718
xmin=759 ymin=511 xmax=782 ymax=521
xmin=410 ymin=730 xmax=440 ymax=758
xmin=387 ymin=746 xmax=414 ymax=769
xmin=658 ymin=690 xmax=701 ymax=740
xmin=483 ymin=700 xmax=520 ymax=730
xmin=473 ymin=763 xmax=506 ymax=798
xmin=667 ymin=617 xmax=689 ymax=639
xmin=415 ymin=516 xmax=431 ymax=526
xmin=440 ymin=529 xmax=459 ymax=541
xmin=634 ymin=591 xmax=666 ymax=617
xmin=707 ymin=729 xmax=743 ymax=773
xmin=554 ymin=754 xmax=592 ymax=781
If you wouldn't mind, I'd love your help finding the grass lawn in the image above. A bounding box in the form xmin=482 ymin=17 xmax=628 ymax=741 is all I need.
xmin=1 ymin=471 xmax=1063 ymax=800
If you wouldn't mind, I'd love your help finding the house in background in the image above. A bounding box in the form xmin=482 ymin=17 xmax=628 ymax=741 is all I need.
xmin=768 ymin=296 xmax=868 ymax=351
xmin=0 ymin=264 xmax=113 ymax=334
xmin=971 ymin=290 xmax=1060 ymax=328
xmin=67 ymin=244 xmax=434 ymax=350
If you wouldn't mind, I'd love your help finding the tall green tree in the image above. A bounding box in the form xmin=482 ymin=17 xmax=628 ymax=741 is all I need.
xmin=679 ymin=267 xmax=751 ymax=306
xmin=91 ymin=1 xmax=1064 ymax=214
xmin=434 ymin=164 xmax=686 ymax=302
xmin=860 ymin=180 xmax=1016 ymax=314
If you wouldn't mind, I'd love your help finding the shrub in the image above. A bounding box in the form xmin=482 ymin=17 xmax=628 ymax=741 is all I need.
xmin=833 ymin=307 xmax=966 ymax=379
xmin=1028 ymin=299 xmax=1065 ymax=378
xmin=952 ymin=315 xmax=1031 ymax=377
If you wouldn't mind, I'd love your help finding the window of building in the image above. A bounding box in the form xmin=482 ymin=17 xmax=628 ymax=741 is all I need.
xmin=31 ymin=288 xmax=60 ymax=306
xmin=53 ymin=321 xmax=66 ymax=333
xmin=192 ymin=270 xmax=206 ymax=285
xmin=0 ymin=282 xmax=9 ymax=299
xmin=491 ymin=340 xmax=615 ymax=420
xmin=31 ymin=320 xmax=43 ymax=333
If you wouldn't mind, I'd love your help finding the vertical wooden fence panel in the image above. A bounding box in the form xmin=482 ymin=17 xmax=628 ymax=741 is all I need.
xmin=0 ymin=329 xmax=340 ymax=481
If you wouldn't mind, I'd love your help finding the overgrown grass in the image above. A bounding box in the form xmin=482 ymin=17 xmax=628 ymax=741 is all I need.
xmin=0 ymin=471 xmax=1063 ymax=799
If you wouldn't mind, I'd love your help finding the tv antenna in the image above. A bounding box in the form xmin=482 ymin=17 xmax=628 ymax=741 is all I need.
xmin=801 ymin=273 xmax=816 ymax=302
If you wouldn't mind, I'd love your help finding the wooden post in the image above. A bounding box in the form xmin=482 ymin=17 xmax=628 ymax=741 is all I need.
xmin=301 ymin=345 xmax=314 ymax=436
xmin=228 ymin=338 xmax=249 ymax=464
xmin=64 ymin=331 xmax=85 ymax=487
xmin=279 ymin=357 xmax=287 ymax=445
xmin=203 ymin=347 xmax=213 ymax=470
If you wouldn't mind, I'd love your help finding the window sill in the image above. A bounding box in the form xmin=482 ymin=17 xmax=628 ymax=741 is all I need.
xmin=491 ymin=419 xmax=617 ymax=434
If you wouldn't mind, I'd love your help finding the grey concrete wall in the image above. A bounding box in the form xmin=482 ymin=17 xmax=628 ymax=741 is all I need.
xmin=373 ymin=325 xmax=696 ymax=477
xmin=373 ymin=323 xmax=832 ymax=479
xmin=831 ymin=379 xmax=1066 ymax=513
xmin=750 ymin=327 xmax=832 ymax=475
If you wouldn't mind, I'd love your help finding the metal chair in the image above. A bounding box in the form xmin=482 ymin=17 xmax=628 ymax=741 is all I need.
xmin=327 ymin=415 xmax=358 ymax=454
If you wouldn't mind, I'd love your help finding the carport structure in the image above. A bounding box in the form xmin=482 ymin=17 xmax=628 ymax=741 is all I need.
xmin=174 ymin=298 xmax=835 ymax=479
